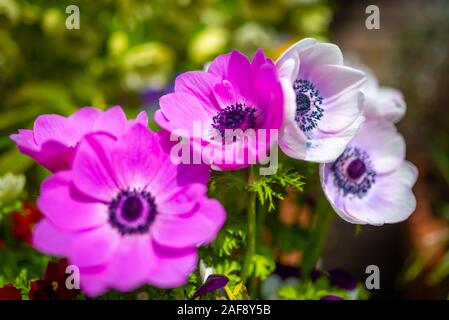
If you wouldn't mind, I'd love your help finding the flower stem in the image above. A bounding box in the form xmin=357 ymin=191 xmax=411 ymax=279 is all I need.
xmin=301 ymin=199 xmax=334 ymax=277
xmin=241 ymin=165 xmax=257 ymax=284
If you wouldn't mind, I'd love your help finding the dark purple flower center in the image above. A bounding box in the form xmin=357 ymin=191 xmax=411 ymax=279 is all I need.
xmin=331 ymin=147 xmax=376 ymax=198
xmin=293 ymin=79 xmax=324 ymax=134
xmin=347 ymin=159 xmax=366 ymax=180
xmin=211 ymin=103 xmax=256 ymax=139
xmin=108 ymin=190 xmax=157 ymax=235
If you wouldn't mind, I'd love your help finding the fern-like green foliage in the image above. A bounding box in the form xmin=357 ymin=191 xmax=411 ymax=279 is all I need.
xmin=247 ymin=165 xmax=305 ymax=211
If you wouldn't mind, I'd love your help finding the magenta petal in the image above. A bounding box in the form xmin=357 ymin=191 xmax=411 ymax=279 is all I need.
xmin=10 ymin=130 xmax=74 ymax=172
xmin=111 ymin=124 xmax=162 ymax=189
xmin=37 ymin=172 xmax=108 ymax=231
xmin=104 ymin=236 xmax=157 ymax=292
xmin=146 ymin=244 xmax=198 ymax=288
xmin=33 ymin=114 xmax=77 ymax=146
xmin=252 ymin=48 xmax=268 ymax=69
xmin=207 ymin=52 xmax=231 ymax=77
xmin=227 ymin=50 xmax=255 ymax=104
xmin=157 ymin=92 xmax=213 ymax=133
xmin=158 ymin=183 xmax=207 ymax=215
xmin=10 ymin=129 xmax=39 ymax=154
xmin=213 ymin=80 xmax=237 ymax=108
xmin=70 ymin=224 xmax=120 ymax=267
xmin=153 ymin=199 xmax=226 ymax=248
xmin=134 ymin=111 xmax=148 ymax=127
xmin=73 ymin=133 xmax=119 ymax=202
xmin=175 ymin=71 xmax=219 ymax=110
xmin=69 ymin=107 xmax=102 ymax=135
xmin=254 ymin=64 xmax=284 ymax=129
xmin=78 ymin=268 xmax=108 ymax=297
xmin=36 ymin=140 xmax=75 ymax=172
xmin=150 ymin=154 xmax=211 ymax=195
xmin=93 ymin=106 xmax=127 ymax=137
xmin=32 ymin=220 xmax=75 ymax=257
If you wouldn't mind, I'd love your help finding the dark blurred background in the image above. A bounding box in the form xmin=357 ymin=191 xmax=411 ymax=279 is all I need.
xmin=322 ymin=0 xmax=449 ymax=299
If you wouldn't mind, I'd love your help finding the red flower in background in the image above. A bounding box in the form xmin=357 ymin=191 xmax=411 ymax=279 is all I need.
xmin=12 ymin=202 xmax=42 ymax=244
xmin=0 ymin=284 xmax=22 ymax=300
xmin=29 ymin=259 xmax=79 ymax=300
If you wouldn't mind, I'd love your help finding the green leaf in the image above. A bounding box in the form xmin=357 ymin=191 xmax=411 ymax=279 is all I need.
xmin=0 ymin=148 xmax=34 ymax=175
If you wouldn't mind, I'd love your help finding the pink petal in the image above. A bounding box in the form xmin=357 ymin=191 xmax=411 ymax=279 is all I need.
xmin=32 ymin=219 xmax=76 ymax=256
xmin=157 ymin=92 xmax=213 ymax=134
xmin=73 ymin=133 xmax=119 ymax=202
xmin=10 ymin=129 xmax=39 ymax=153
xmin=158 ymin=183 xmax=207 ymax=214
xmin=252 ymin=48 xmax=269 ymax=69
xmin=33 ymin=114 xmax=77 ymax=146
xmin=146 ymin=244 xmax=198 ymax=288
xmin=207 ymin=52 xmax=231 ymax=77
xmin=103 ymin=235 xmax=157 ymax=292
xmin=227 ymin=50 xmax=255 ymax=104
xmin=175 ymin=71 xmax=219 ymax=111
xmin=111 ymin=124 xmax=162 ymax=190
xmin=213 ymin=80 xmax=237 ymax=108
xmin=35 ymin=140 xmax=75 ymax=172
xmin=69 ymin=107 xmax=102 ymax=136
xmin=70 ymin=224 xmax=120 ymax=267
xmin=254 ymin=63 xmax=283 ymax=129
xmin=93 ymin=106 xmax=128 ymax=137
xmin=134 ymin=111 xmax=149 ymax=127
xmin=78 ymin=267 xmax=108 ymax=297
xmin=152 ymin=199 xmax=226 ymax=249
xmin=37 ymin=172 xmax=108 ymax=231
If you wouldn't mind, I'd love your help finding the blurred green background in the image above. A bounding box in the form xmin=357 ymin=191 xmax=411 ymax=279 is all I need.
xmin=0 ymin=0 xmax=332 ymax=179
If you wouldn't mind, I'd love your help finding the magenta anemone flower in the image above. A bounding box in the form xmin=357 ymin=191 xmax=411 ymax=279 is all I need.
xmin=320 ymin=121 xmax=417 ymax=225
xmin=276 ymin=38 xmax=366 ymax=163
xmin=10 ymin=106 xmax=147 ymax=172
xmin=32 ymin=123 xmax=226 ymax=296
xmin=155 ymin=49 xmax=283 ymax=170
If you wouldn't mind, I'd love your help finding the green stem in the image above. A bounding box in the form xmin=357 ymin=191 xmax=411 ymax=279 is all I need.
xmin=301 ymin=200 xmax=334 ymax=277
xmin=241 ymin=165 xmax=257 ymax=284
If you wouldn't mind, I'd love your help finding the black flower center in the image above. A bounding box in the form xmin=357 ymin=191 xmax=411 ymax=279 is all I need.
xmin=122 ymin=195 xmax=143 ymax=222
xmin=347 ymin=159 xmax=366 ymax=180
xmin=332 ymin=147 xmax=376 ymax=198
xmin=108 ymin=190 xmax=157 ymax=235
xmin=293 ymin=79 xmax=324 ymax=134
xmin=211 ymin=103 xmax=256 ymax=139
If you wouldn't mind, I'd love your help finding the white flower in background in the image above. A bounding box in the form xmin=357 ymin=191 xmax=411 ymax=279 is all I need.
xmin=199 ymin=260 xmax=215 ymax=283
xmin=276 ymin=38 xmax=366 ymax=163
xmin=0 ymin=172 xmax=25 ymax=204
xmin=357 ymin=65 xmax=406 ymax=123
xmin=320 ymin=121 xmax=417 ymax=225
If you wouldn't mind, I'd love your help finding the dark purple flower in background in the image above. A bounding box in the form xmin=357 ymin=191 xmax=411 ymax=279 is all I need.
xmin=191 ymin=274 xmax=229 ymax=300
xmin=328 ymin=269 xmax=357 ymax=291
xmin=320 ymin=295 xmax=344 ymax=300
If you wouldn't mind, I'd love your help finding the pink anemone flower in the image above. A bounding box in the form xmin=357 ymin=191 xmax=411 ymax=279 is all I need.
xmin=155 ymin=49 xmax=283 ymax=170
xmin=32 ymin=123 xmax=226 ymax=296
xmin=10 ymin=106 xmax=147 ymax=172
